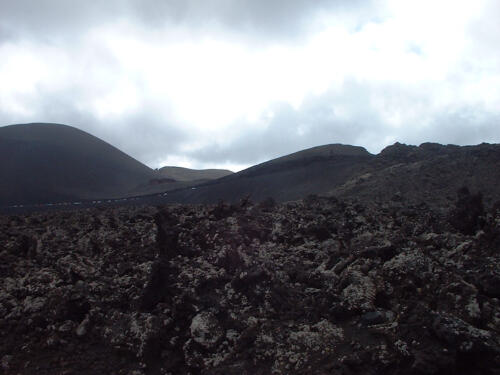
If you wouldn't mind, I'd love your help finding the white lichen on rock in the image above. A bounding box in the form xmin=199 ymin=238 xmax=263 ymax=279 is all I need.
xmin=190 ymin=311 xmax=224 ymax=349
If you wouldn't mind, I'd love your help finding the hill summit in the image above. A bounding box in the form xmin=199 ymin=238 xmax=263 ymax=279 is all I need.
xmin=0 ymin=123 xmax=156 ymax=206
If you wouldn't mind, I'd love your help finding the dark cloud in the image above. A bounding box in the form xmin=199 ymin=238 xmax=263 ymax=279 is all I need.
xmin=133 ymin=0 xmax=377 ymax=39
xmin=0 ymin=0 xmax=379 ymax=43
xmin=0 ymin=1 xmax=120 ymax=42
xmin=105 ymin=110 xmax=189 ymax=166
xmin=0 ymin=25 xmax=15 ymax=44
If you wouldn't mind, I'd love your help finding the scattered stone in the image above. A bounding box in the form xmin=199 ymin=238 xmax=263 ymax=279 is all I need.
xmin=75 ymin=315 xmax=89 ymax=337
xmin=190 ymin=312 xmax=223 ymax=349
xmin=1 ymin=198 xmax=499 ymax=374
xmin=361 ymin=311 xmax=387 ymax=326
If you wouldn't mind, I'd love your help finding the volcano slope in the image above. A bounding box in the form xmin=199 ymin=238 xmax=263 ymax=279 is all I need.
xmin=331 ymin=142 xmax=500 ymax=209
xmin=151 ymin=144 xmax=373 ymax=205
xmin=1 ymin=194 xmax=499 ymax=374
xmin=158 ymin=167 xmax=233 ymax=182
xmin=0 ymin=123 xmax=156 ymax=206
xmin=127 ymin=142 xmax=500 ymax=209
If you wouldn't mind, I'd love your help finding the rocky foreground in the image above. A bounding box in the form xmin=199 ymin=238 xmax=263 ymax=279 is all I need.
xmin=1 ymin=195 xmax=499 ymax=374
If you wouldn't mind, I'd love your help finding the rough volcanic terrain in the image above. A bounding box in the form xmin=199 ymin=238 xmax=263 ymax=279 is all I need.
xmin=2 ymin=136 xmax=499 ymax=215
xmin=0 ymin=123 xmax=156 ymax=206
xmin=1 ymin=192 xmax=499 ymax=374
xmin=331 ymin=142 xmax=500 ymax=209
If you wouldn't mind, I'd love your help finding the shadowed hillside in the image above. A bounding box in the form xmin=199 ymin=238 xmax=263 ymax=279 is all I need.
xmin=331 ymin=142 xmax=500 ymax=209
xmin=158 ymin=166 xmax=233 ymax=182
xmin=154 ymin=144 xmax=374 ymax=204
xmin=149 ymin=142 xmax=500 ymax=210
xmin=0 ymin=123 xmax=156 ymax=206
xmin=2 ymin=124 xmax=499 ymax=214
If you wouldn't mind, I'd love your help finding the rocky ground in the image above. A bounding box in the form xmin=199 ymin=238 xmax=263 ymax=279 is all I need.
xmin=1 ymin=194 xmax=499 ymax=374
xmin=331 ymin=143 xmax=500 ymax=209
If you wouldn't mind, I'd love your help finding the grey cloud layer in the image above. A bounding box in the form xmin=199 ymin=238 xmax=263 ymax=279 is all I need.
xmin=1 ymin=0 xmax=377 ymax=41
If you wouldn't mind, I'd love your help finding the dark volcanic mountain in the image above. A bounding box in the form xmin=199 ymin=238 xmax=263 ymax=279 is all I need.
xmin=158 ymin=166 xmax=233 ymax=182
xmin=331 ymin=142 xmax=500 ymax=208
xmin=0 ymin=123 xmax=156 ymax=206
xmin=2 ymin=122 xmax=499 ymax=214
xmin=158 ymin=144 xmax=373 ymax=204
xmin=151 ymin=142 xmax=500 ymax=210
xmin=125 ymin=166 xmax=235 ymax=197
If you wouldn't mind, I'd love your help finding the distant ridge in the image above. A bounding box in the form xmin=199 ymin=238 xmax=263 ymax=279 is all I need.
xmin=158 ymin=166 xmax=233 ymax=182
xmin=139 ymin=141 xmax=500 ymax=209
xmin=2 ymin=122 xmax=499 ymax=212
xmin=153 ymin=143 xmax=374 ymax=204
xmin=0 ymin=123 xmax=156 ymax=206
xmin=331 ymin=141 xmax=500 ymax=207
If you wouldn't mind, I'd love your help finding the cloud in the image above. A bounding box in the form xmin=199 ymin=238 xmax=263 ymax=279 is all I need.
xmin=0 ymin=0 xmax=379 ymax=43
xmin=0 ymin=1 xmax=122 ymax=41
xmin=181 ymin=82 xmax=397 ymax=166
xmin=183 ymin=79 xmax=500 ymax=168
xmin=407 ymin=108 xmax=500 ymax=147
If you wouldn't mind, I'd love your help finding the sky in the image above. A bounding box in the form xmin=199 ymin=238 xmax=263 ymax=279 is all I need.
xmin=1 ymin=0 xmax=499 ymax=172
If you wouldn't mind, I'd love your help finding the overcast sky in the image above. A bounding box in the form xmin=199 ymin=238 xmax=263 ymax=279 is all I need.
xmin=1 ymin=0 xmax=499 ymax=171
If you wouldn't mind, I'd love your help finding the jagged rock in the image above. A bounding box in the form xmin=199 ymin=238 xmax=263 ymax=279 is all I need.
xmin=190 ymin=311 xmax=224 ymax=349
xmin=76 ymin=315 xmax=90 ymax=337
xmin=478 ymin=273 xmax=500 ymax=298
xmin=361 ymin=310 xmax=388 ymax=326
xmin=432 ymin=313 xmax=500 ymax=353
xmin=0 ymin=198 xmax=499 ymax=374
